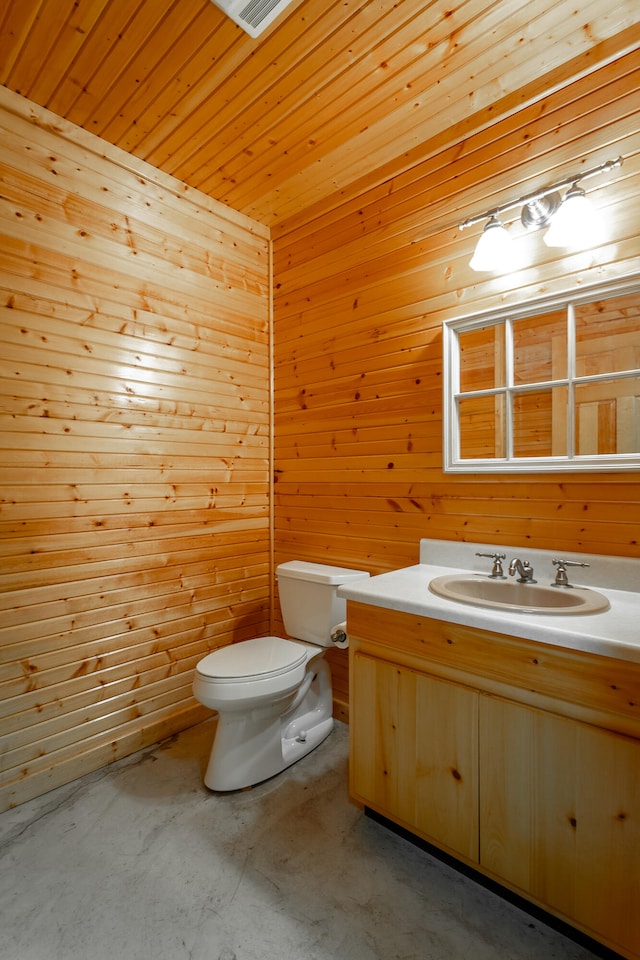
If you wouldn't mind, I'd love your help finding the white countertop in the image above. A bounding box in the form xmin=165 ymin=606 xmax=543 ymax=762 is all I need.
xmin=338 ymin=539 xmax=640 ymax=664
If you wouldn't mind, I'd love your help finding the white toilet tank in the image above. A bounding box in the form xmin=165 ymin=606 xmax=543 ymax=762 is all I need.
xmin=276 ymin=561 xmax=369 ymax=646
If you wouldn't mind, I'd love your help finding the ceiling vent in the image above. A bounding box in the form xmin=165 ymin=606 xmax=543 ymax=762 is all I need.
xmin=209 ymin=0 xmax=295 ymax=37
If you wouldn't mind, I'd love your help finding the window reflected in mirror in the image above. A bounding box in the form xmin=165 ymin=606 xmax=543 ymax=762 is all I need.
xmin=575 ymin=379 xmax=640 ymax=456
xmin=513 ymin=388 xmax=569 ymax=458
xmin=513 ymin=311 xmax=566 ymax=385
xmin=575 ymin=294 xmax=640 ymax=376
xmin=459 ymin=324 xmax=505 ymax=392
xmin=459 ymin=394 xmax=505 ymax=459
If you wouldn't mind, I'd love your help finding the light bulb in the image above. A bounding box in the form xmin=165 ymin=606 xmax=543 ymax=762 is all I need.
xmin=543 ymin=185 xmax=604 ymax=248
xmin=469 ymin=217 xmax=517 ymax=272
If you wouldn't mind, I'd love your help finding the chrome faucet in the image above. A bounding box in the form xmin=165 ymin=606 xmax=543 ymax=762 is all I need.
xmin=509 ymin=557 xmax=536 ymax=583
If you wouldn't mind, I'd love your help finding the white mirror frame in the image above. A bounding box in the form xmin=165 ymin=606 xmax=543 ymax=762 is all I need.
xmin=443 ymin=277 xmax=640 ymax=473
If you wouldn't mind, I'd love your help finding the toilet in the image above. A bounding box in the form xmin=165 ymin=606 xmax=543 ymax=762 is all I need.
xmin=192 ymin=560 xmax=370 ymax=791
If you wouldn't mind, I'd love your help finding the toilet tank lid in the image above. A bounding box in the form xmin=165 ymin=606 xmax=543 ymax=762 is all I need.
xmin=276 ymin=560 xmax=369 ymax=584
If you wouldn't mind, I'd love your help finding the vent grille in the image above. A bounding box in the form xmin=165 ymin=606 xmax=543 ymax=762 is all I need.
xmin=210 ymin=0 xmax=295 ymax=37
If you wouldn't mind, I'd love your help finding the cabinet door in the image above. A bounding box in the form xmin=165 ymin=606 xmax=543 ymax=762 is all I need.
xmin=351 ymin=652 xmax=479 ymax=862
xmin=480 ymin=694 xmax=640 ymax=958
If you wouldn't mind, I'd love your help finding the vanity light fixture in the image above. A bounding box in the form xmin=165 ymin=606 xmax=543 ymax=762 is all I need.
xmin=459 ymin=157 xmax=623 ymax=272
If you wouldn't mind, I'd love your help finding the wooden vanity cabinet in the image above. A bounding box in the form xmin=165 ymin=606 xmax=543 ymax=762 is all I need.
xmin=480 ymin=695 xmax=640 ymax=954
xmin=351 ymin=652 xmax=479 ymax=861
xmin=347 ymin=600 xmax=640 ymax=960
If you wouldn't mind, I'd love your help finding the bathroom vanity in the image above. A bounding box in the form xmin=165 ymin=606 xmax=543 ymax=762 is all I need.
xmin=339 ymin=540 xmax=640 ymax=960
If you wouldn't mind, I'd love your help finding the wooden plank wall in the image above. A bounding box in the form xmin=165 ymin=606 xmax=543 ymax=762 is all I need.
xmin=0 ymin=88 xmax=271 ymax=811
xmin=272 ymin=49 xmax=640 ymax=715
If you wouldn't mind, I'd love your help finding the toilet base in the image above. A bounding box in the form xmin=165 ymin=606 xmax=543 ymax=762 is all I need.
xmin=203 ymin=657 xmax=334 ymax=791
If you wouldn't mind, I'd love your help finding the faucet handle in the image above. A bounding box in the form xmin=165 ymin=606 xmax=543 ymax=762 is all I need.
xmin=552 ymin=558 xmax=590 ymax=588
xmin=476 ymin=552 xmax=506 ymax=579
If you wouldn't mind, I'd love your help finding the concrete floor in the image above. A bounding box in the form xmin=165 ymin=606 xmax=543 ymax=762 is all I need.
xmin=1 ymin=719 xmax=605 ymax=960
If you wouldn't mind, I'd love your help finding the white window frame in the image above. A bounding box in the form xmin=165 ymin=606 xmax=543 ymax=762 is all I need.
xmin=442 ymin=277 xmax=640 ymax=473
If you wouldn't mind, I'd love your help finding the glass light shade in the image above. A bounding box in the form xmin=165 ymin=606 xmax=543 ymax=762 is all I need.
xmin=469 ymin=217 xmax=516 ymax=272
xmin=543 ymin=185 xmax=603 ymax=248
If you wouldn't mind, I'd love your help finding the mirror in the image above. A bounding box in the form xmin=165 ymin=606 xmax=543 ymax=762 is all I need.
xmin=443 ymin=279 xmax=640 ymax=472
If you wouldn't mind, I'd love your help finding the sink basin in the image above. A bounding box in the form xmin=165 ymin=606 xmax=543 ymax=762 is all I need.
xmin=428 ymin=574 xmax=610 ymax=615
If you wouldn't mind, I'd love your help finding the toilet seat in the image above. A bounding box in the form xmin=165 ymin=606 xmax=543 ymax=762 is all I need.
xmin=196 ymin=636 xmax=308 ymax=683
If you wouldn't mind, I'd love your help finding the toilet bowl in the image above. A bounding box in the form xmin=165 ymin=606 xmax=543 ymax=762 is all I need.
xmin=193 ymin=561 xmax=369 ymax=791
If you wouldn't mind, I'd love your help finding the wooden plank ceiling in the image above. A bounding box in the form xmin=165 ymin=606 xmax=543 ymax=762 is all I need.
xmin=1 ymin=0 xmax=640 ymax=228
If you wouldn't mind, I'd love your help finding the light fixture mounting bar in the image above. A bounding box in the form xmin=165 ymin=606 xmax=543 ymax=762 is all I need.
xmin=458 ymin=157 xmax=623 ymax=230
